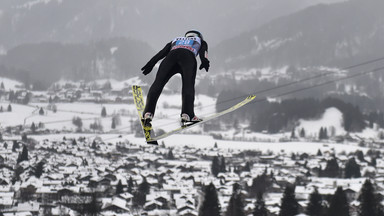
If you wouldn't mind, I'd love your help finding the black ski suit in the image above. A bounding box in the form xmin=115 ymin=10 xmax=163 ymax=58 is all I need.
xmin=141 ymin=36 xmax=210 ymax=118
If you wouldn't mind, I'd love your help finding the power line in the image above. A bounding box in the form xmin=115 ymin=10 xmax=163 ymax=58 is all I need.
xmin=39 ymin=59 xmax=384 ymax=139
xmin=152 ymin=64 xmax=384 ymax=129
xmin=6 ymin=56 xmax=384 ymax=141
xmin=196 ymin=56 xmax=384 ymax=110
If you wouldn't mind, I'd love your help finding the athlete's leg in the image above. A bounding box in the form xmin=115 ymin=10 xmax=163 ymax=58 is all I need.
xmin=178 ymin=51 xmax=197 ymax=117
xmin=143 ymin=54 xmax=178 ymax=116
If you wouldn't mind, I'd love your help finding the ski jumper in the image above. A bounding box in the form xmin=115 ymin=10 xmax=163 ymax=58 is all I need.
xmin=142 ymin=36 xmax=209 ymax=118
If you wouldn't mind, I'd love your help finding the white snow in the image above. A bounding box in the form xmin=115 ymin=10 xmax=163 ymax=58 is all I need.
xmin=158 ymin=134 xmax=367 ymax=154
xmin=0 ymin=77 xmax=24 ymax=90
xmin=110 ymin=47 xmax=118 ymax=55
xmin=52 ymin=77 xmax=145 ymax=91
xmin=298 ymin=107 xmax=346 ymax=137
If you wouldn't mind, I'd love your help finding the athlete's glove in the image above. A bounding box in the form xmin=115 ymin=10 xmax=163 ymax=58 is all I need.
xmin=199 ymin=59 xmax=210 ymax=72
xmin=141 ymin=62 xmax=155 ymax=75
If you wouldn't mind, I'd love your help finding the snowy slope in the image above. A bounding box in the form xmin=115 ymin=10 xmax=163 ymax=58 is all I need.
xmin=298 ymin=107 xmax=346 ymax=137
xmin=0 ymin=77 xmax=24 ymax=90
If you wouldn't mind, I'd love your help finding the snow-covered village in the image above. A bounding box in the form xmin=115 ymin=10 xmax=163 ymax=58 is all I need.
xmin=1 ymin=75 xmax=384 ymax=216
xmin=2 ymin=0 xmax=384 ymax=216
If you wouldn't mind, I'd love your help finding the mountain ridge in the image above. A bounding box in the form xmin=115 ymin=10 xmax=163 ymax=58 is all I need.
xmin=212 ymin=0 xmax=384 ymax=70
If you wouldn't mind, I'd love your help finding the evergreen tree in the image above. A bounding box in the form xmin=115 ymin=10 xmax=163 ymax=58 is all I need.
xmin=211 ymin=156 xmax=220 ymax=177
xmin=0 ymin=81 xmax=4 ymax=89
xmin=344 ymin=157 xmax=361 ymax=178
xmin=17 ymin=145 xmax=29 ymax=163
xmin=319 ymin=127 xmax=324 ymax=140
xmin=127 ymin=176 xmax=134 ymax=194
xmin=167 ymin=149 xmax=175 ymax=160
xmin=355 ymin=150 xmax=365 ymax=162
xmin=101 ymin=107 xmax=107 ymax=117
xmin=111 ymin=117 xmax=116 ymax=129
xmin=31 ymin=122 xmax=36 ymax=133
xmin=138 ymin=177 xmax=150 ymax=195
xmin=250 ymin=173 xmax=272 ymax=197
xmin=21 ymin=133 xmax=28 ymax=142
xmin=0 ymin=106 xmax=3 ymax=112
xmin=220 ymin=156 xmax=227 ymax=173
xmin=90 ymin=120 xmax=102 ymax=132
xmin=8 ymin=91 xmax=15 ymax=102
xmin=253 ymin=193 xmax=268 ymax=216
xmin=358 ymin=179 xmax=381 ymax=216
xmin=322 ymin=157 xmax=340 ymax=178
xmin=12 ymin=141 xmax=19 ymax=152
xmin=133 ymin=190 xmax=146 ymax=207
xmin=72 ymin=116 xmax=83 ymax=128
xmin=91 ymin=140 xmax=97 ymax=149
xmin=52 ymin=104 xmax=57 ymax=113
xmin=84 ymin=192 xmax=101 ymax=216
xmin=7 ymin=104 xmax=12 ymax=112
xmin=291 ymin=128 xmax=296 ymax=139
xmin=279 ymin=185 xmax=299 ymax=216
xmin=226 ymin=185 xmax=245 ymax=216
xmin=39 ymin=107 xmax=44 ymax=115
xmin=199 ymin=183 xmax=221 ymax=216
xmin=243 ymin=161 xmax=251 ymax=172
xmin=317 ymin=149 xmax=323 ymax=156
xmin=371 ymin=157 xmax=377 ymax=167
xmin=328 ymin=187 xmax=349 ymax=216
xmin=306 ymin=188 xmax=324 ymax=216
xmin=300 ymin=128 xmax=306 ymax=138
xmin=31 ymin=161 xmax=44 ymax=178
xmin=116 ymin=180 xmax=124 ymax=195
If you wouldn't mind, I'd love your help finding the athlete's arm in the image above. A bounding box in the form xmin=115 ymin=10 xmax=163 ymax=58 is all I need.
xmin=198 ymin=40 xmax=210 ymax=72
xmin=141 ymin=42 xmax=172 ymax=75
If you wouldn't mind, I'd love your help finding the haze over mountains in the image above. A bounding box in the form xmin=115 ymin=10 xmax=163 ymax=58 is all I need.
xmin=0 ymin=0 xmax=347 ymax=50
xmin=1 ymin=0 xmax=383 ymax=97
xmin=213 ymin=0 xmax=384 ymax=70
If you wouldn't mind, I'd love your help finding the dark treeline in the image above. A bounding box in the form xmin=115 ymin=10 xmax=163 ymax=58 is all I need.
xmin=215 ymin=93 xmax=368 ymax=133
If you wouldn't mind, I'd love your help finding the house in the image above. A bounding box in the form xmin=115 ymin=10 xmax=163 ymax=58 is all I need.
xmin=178 ymin=209 xmax=198 ymax=216
xmin=102 ymin=197 xmax=132 ymax=214
xmin=144 ymin=200 xmax=163 ymax=211
xmin=0 ymin=192 xmax=14 ymax=210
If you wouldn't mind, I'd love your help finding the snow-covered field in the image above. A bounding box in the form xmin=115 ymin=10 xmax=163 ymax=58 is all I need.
xmin=298 ymin=107 xmax=346 ymax=136
xmin=0 ymin=76 xmax=382 ymax=154
xmin=0 ymin=92 xmax=217 ymax=133
xmin=0 ymin=77 xmax=24 ymax=90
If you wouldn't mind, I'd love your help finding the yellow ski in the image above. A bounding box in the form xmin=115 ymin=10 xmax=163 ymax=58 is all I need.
xmin=132 ymin=85 xmax=158 ymax=145
xmin=148 ymin=94 xmax=256 ymax=142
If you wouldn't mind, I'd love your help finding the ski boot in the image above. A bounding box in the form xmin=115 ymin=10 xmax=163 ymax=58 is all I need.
xmin=142 ymin=112 xmax=153 ymax=127
xmin=180 ymin=113 xmax=203 ymax=126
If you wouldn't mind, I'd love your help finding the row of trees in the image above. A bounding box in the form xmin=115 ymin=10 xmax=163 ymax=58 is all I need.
xmin=215 ymin=91 xmax=368 ymax=134
xmin=199 ymin=179 xmax=383 ymax=216
xmin=0 ymin=104 xmax=12 ymax=112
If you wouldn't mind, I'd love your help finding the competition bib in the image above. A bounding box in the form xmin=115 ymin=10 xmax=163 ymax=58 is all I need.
xmin=171 ymin=37 xmax=201 ymax=56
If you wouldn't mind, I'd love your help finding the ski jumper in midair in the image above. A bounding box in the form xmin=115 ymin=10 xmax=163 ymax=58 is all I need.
xmin=141 ymin=30 xmax=210 ymax=126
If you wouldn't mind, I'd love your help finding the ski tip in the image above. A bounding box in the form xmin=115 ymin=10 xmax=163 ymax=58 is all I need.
xmin=147 ymin=140 xmax=158 ymax=145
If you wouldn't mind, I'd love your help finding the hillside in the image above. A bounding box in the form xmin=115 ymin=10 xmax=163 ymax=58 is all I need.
xmin=0 ymin=38 xmax=154 ymax=88
xmin=213 ymin=0 xmax=384 ymax=69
